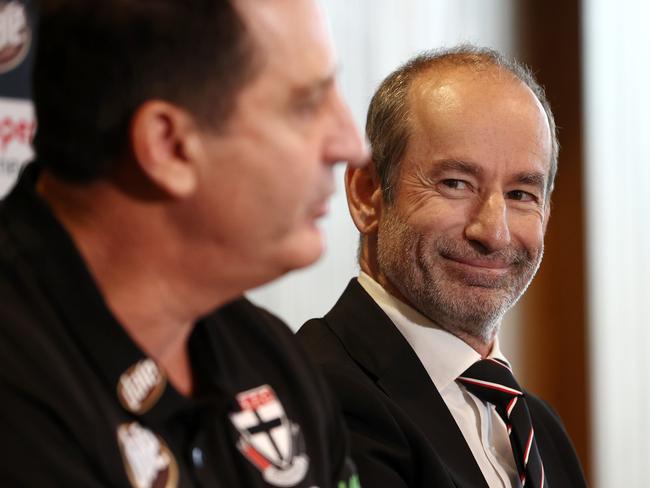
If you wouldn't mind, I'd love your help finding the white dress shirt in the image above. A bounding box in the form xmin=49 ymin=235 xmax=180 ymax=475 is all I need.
xmin=358 ymin=272 xmax=519 ymax=488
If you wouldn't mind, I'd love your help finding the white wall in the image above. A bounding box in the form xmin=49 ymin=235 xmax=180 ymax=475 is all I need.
xmin=248 ymin=0 xmax=517 ymax=331
xmin=583 ymin=2 xmax=650 ymax=486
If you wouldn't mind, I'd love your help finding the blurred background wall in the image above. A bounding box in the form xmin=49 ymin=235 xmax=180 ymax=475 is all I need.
xmin=582 ymin=1 xmax=650 ymax=486
xmin=3 ymin=0 xmax=650 ymax=485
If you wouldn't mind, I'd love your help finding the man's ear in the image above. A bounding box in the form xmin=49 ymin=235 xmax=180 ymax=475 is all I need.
xmin=345 ymin=161 xmax=383 ymax=236
xmin=130 ymin=100 xmax=203 ymax=198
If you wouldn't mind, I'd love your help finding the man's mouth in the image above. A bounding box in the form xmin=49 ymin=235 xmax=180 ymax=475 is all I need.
xmin=446 ymin=255 xmax=510 ymax=270
xmin=441 ymin=254 xmax=513 ymax=282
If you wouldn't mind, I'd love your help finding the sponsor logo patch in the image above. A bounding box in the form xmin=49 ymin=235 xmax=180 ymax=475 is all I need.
xmin=117 ymin=358 xmax=166 ymax=415
xmin=230 ymin=385 xmax=309 ymax=487
xmin=117 ymin=422 xmax=178 ymax=488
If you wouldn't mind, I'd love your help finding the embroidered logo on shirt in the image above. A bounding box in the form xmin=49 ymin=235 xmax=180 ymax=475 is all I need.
xmin=229 ymin=384 xmax=309 ymax=487
xmin=117 ymin=422 xmax=178 ymax=488
xmin=117 ymin=358 xmax=166 ymax=415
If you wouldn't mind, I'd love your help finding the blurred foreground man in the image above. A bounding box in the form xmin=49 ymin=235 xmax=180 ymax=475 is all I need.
xmin=0 ymin=0 xmax=367 ymax=486
xmin=299 ymin=47 xmax=586 ymax=488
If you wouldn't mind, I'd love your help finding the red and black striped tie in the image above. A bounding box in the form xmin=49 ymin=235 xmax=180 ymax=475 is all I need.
xmin=457 ymin=358 xmax=546 ymax=488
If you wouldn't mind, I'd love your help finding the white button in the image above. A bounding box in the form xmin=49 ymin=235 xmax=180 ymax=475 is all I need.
xmin=192 ymin=447 xmax=204 ymax=468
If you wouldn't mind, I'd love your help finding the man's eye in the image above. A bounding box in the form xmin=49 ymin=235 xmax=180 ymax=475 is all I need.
xmin=294 ymin=93 xmax=326 ymax=117
xmin=294 ymin=100 xmax=318 ymax=116
xmin=507 ymin=190 xmax=536 ymax=202
xmin=441 ymin=179 xmax=468 ymax=190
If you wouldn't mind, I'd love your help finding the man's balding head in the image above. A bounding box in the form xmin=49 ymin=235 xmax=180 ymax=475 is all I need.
xmin=365 ymin=45 xmax=558 ymax=205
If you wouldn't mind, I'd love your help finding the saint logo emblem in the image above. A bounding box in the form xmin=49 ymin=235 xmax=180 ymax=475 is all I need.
xmin=117 ymin=358 xmax=166 ymax=415
xmin=229 ymin=385 xmax=309 ymax=487
xmin=117 ymin=422 xmax=178 ymax=488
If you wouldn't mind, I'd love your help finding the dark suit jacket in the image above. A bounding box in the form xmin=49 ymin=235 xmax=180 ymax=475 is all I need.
xmin=297 ymin=279 xmax=587 ymax=488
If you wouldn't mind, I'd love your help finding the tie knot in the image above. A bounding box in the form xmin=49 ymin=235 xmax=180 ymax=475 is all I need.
xmin=458 ymin=359 xmax=547 ymax=487
xmin=457 ymin=358 xmax=523 ymax=412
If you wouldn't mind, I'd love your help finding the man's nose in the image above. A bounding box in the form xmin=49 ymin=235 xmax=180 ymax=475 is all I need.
xmin=464 ymin=193 xmax=511 ymax=252
xmin=324 ymin=91 xmax=370 ymax=168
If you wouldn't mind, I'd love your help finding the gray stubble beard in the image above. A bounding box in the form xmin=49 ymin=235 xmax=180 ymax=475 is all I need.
xmin=376 ymin=209 xmax=543 ymax=345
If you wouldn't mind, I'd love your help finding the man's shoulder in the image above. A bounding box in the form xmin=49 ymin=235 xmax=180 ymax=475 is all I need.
xmin=297 ymin=315 xmax=353 ymax=364
xmin=298 ymin=315 xmax=381 ymax=410
xmin=0 ymin=252 xmax=110 ymax=412
xmin=298 ymin=317 xmax=455 ymax=487
xmin=0 ymin=243 xmax=59 ymax=375
xmin=297 ymin=277 xmax=395 ymax=366
xmin=525 ymin=390 xmax=571 ymax=434
xmin=524 ymin=391 xmax=588 ymax=487
xmin=0 ymin=259 xmax=125 ymax=484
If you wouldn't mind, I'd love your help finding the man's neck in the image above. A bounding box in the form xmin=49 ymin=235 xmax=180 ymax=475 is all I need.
xmin=359 ymin=260 xmax=497 ymax=359
xmin=454 ymin=331 xmax=494 ymax=358
xmin=36 ymin=171 xmax=234 ymax=396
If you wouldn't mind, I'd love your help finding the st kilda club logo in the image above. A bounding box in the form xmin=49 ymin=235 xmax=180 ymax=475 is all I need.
xmin=229 ymin=385 xmax=309 ymax=487
xmin=0 ymin=1 xmax=31 ymax=74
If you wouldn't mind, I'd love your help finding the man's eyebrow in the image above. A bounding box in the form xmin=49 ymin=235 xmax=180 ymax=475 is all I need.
xmin=291 ymin=72 xmax=337 ymax=99
xmin=511 ymin=171 xmax=546 ymax=190
xmin=431 ymin=159 xmax=483 ymax=177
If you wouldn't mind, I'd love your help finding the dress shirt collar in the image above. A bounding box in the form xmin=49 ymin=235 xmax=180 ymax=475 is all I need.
xmin=357 ymin=271 xmax=510 ymax=392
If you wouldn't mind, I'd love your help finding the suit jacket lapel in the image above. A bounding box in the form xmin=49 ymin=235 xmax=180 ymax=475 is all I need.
xmin=324 ymin=279 xmax=488 ymax=488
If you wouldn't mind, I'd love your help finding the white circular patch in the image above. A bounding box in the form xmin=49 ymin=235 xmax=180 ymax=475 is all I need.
xmin=117 ymin=422 xmax=178 ymax=488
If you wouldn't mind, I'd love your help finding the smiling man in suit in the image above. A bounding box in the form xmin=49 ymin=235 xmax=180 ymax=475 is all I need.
xmin=298 ymin=46 xmax=587 ymax=488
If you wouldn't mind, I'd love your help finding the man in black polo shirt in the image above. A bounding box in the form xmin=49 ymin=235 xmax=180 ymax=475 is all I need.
xmin=0 ymin=0 xmax=368 ymax=486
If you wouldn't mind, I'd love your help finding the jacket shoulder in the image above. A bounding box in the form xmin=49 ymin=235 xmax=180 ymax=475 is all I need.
xmin=526 ymin=392 xmax=587 ymax=487
xmin=298 ymin=318 xmax=454 ymax=488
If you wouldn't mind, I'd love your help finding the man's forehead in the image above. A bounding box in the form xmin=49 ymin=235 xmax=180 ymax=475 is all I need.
xmin=409 ymin=64 xmax=525 ymax=113
xmin=397 ymin=66 xmax=552 ymax=174
xmin=235 ymin=0 xmax=329 ymax=49
xmin=235 ymin=0 xmax=337 ymax=84
xmin=408 ymin=66 xmax=549 ymax=141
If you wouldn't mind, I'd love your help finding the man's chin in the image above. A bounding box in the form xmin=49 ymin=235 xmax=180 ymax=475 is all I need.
xmin=430 ymin=295 xmax=506 ymax=338
xmin=454 ymin=283 xmax=514 ymax=309
xmin=279 ymin=227 xmax=326 ymax=272
xmin=427 ymin=280 xmax=515 ymax=320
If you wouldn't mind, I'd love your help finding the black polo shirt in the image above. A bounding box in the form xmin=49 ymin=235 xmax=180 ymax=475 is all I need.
xmin=0 ymin=163 xmax=360 ymax=488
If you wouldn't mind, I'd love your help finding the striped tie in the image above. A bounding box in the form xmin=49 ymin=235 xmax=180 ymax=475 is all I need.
xmin=457 ymin=358 xmax=546 ymax=488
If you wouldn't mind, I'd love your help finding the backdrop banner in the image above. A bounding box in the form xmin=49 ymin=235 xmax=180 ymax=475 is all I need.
xmin=0 ymin=0 xmax=36 ymax=196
